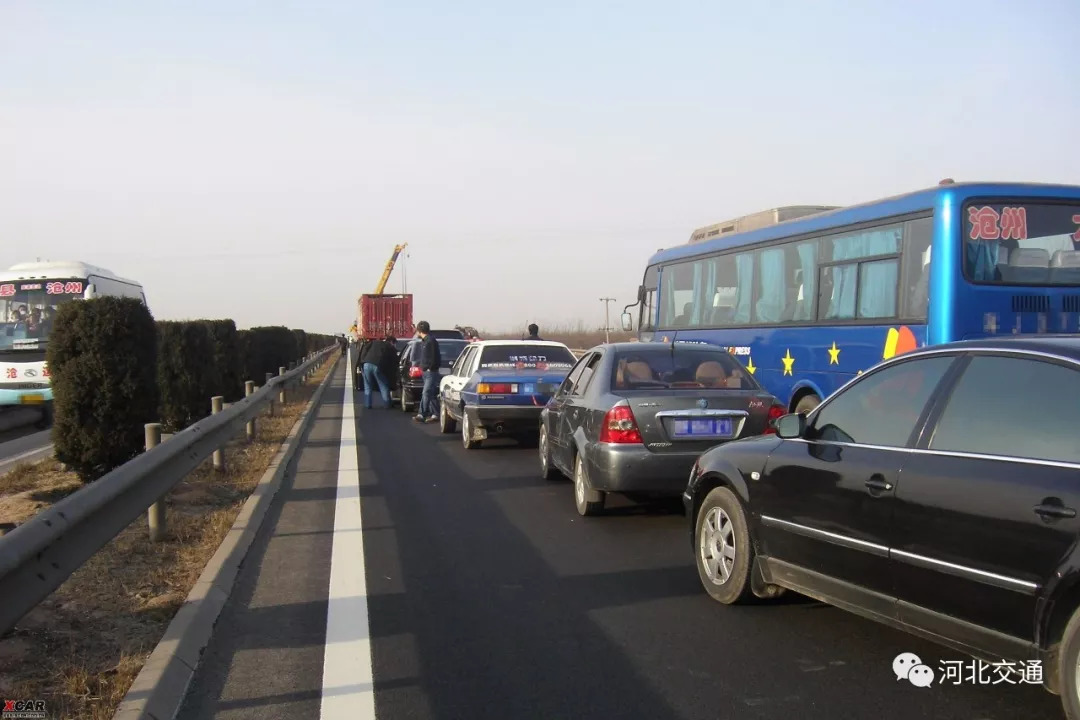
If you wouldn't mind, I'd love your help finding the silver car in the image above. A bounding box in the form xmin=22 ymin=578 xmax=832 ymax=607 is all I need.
xmin=539 ymin=341 xmax=784 ymax=516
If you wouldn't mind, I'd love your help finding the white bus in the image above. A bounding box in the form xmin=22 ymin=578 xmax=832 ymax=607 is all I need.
xmin=0 ymin=261 xmax=147 ymax=427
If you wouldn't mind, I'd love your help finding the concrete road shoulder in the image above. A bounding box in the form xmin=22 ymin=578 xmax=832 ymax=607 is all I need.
xmin=111 ymin=355 xmax=341 ymax=720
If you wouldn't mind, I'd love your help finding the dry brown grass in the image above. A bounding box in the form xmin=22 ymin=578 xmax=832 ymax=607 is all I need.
xmin=0 ymin=351 xmax=340 ymax=720
xmin=0 ymin=461 xmax=42 ymax=495
xmin=479 ymin=321 xmax=636 ymax=350
xmin=0 ymin=459 xmax=84 ymax=527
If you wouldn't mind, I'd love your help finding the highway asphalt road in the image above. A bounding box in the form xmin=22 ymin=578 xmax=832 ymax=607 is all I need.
xmin=176 ymin=360 xmax=1064 ymax=720
xmin=0 ymin=409 xmax=52 ymax=475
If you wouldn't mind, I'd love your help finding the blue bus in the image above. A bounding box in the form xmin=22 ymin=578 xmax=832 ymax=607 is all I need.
xmin=620 ymin=181 xmax=1080 ymax=414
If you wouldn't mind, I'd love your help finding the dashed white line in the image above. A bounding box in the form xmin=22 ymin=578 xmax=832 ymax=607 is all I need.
xmin=319 ymin=348 xmax=376 ymax=719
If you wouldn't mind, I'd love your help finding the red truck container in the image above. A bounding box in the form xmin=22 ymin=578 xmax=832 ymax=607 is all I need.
xmin=357 ymin=293 xmax=414 ymax=340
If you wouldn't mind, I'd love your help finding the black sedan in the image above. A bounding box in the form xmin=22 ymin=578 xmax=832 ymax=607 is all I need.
xmin=395 ymin=337 xmax=469 ymax=412
xmin=539 ymin=341 xmax=784 ymax=517
xmin=683 ymin=336 xmax=1080 ymax=718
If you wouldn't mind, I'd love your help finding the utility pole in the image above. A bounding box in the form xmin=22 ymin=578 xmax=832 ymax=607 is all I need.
xmin=599 ymin=297 xmax=615 ymax=344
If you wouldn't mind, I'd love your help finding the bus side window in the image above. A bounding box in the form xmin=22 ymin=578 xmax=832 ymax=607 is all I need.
xmin=791 ymin=240 xmax=817 ymax=322
xmin=817 ymin=266 xmax=845 ymax=319
xmin=661 ymin=260 xmax=697 ymax=328
xmin=641 ymin=287 xmax=656 ymax=330
xmin=732 ymin=252 xmax=754 ymax=324
xmin=756 ymin=243 xmax=816 ymax=325
xmin=640 ymin=265 xmax=659 ymax=331
xmin=902 ymin=217 xmax=932 ymax=321
xmin=753 ymin=247 xmax=784 ymax=324
xmin=818 ymin=223 xmax=902 ymax=321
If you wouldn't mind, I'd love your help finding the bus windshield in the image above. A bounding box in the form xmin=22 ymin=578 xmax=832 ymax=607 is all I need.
xmin=0 ymin=278 xmax=87 ymax=351
xmin=965 ymin=201 xmax=1080 ymax=285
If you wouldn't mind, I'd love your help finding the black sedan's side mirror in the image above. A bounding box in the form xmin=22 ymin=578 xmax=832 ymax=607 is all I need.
xmin=774 ymin=413 xmax=806 ymax=439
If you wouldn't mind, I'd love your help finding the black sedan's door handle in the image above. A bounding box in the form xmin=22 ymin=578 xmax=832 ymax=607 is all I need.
xmin=865 ymin=475 xmax=893 ymax=493
xmin=1034 ymin=500 xmax=1077 ymax=520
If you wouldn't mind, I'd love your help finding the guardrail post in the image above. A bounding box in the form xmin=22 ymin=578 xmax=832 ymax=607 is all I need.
xmin=266 ymin=372 xmax=275 ymax=415
xmin=211 ymin=396 xmax=225 ymax=471
xmin=145 ymin=423 xmax=166 ymax=542
xmin=245 ymin=381 xmax=256 ymax=440
xmin=279 ymin=366 xmax=287 ymax=405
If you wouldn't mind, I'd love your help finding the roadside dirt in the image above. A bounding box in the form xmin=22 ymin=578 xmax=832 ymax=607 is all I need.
xmin=0 ymin=352 xmax=339 ymax=720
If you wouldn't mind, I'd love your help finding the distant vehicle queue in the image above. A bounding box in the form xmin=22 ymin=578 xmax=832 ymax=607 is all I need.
xmin=346 ymin=179 xmax=1080 ymax=719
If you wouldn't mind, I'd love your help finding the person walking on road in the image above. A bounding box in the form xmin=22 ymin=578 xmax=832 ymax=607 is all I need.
xmin=526 ymin=323 xmax=543 ymax=341
xmin=414 ymin=320 xmax=441 ymax=423
xmin=359 ymin=334 xmax=395 ymax=409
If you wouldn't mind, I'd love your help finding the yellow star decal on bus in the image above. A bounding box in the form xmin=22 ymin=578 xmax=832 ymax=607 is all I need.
xmin=827 ymin=342 xmax=841 ymax=365
xmin=781 ymin=349 xmax=795 ymax=376
xmin=745 ymin=356 xmax=756 ymax=375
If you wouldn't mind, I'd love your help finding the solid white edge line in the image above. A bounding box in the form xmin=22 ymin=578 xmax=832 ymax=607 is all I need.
xmin=0 ymin=444 xmax=54 ymax=469
xmin=319 ymin=347 xmax=377 ymax=719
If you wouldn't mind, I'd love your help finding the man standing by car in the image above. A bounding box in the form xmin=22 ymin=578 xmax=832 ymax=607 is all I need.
xmin=526 ymin=323 xmax=543 ymax=341
xmin=359 ymin=335 xmax=395 ymax=409
xmin=414 ymin=320 xmax=441 ymax=423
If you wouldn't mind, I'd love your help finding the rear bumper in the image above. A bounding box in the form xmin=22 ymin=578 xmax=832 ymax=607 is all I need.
xmin=585 ymin=442 xmax=699 ymax=496
xmin=398 ymin=379 xmax=423 ymax=395
xmin=464 ymin=404 xmax=543 ymax=433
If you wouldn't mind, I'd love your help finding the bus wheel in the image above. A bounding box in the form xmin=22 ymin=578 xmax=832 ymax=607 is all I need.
xmin=794 ymin=394 xmax=820 ymax=415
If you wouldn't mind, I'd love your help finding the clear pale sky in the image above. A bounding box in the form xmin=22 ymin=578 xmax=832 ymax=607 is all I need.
xmin=2 ymin=0 xmax=1077 ymax=336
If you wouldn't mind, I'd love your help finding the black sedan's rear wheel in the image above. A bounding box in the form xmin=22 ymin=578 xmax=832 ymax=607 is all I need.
xmin=694 ymin=486 xmax=754 ymax=604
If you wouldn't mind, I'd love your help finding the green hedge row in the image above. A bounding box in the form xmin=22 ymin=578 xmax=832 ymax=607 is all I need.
xmin=46 ymin=297 xmax=337 ymax=482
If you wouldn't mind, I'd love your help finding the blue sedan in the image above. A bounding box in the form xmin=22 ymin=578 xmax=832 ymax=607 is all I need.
xmin=438 ymin=340 xmax=578 ymax=449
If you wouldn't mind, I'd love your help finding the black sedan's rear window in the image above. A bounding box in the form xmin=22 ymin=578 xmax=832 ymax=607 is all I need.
xmin=612 ymin=348 xmax=759 ymax=390
xmin=403 ymin=339 xmax=469 ymax=367
xmin=438 ymin=340 xmax=469 ymax=366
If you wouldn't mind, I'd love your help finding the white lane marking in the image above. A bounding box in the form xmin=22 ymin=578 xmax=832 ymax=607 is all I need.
xmin=0 ymin=444 xmax=53 ymax=469
xmin=319 ymin=348 xmax=376 ymax=719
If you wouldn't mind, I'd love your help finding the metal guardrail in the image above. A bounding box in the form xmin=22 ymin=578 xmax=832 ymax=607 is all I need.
xmin=0 ymin=345 xmax=338 ymax=636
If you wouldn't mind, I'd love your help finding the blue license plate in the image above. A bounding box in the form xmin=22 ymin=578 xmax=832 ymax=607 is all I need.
xmin=671 ymin=418 xmax=733 ymax=438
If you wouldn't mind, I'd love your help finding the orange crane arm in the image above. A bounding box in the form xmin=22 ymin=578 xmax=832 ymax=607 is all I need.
xmin=374 ymin=243 xmax=408 ymax=294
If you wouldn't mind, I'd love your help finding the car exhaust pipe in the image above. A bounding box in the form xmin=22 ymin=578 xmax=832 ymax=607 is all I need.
xmin=493 ymin=422 xmax=505 ymax=434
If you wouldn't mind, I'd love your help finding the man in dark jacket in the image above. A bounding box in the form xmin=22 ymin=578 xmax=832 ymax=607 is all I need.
xmin=359 ymin=334 xmax=396 ymax=409
xmin=414 ymin=320 xmax=441 ymax=422
xmin=526 ymin=323 xmax=543 ymax=341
